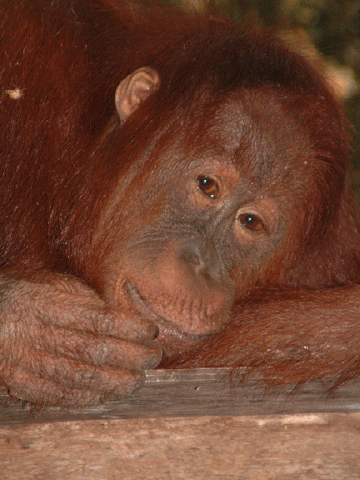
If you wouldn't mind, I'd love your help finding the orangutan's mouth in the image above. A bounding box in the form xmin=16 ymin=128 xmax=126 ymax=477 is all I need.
xmin=123 ymin=281 xmax=196 ymax=338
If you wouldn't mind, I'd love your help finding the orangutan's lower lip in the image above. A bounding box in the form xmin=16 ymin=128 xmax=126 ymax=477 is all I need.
xmin=124 ymin=281 xmax=189 ymax=336
xmin=124 ymin=281 xmax=156 ymax=317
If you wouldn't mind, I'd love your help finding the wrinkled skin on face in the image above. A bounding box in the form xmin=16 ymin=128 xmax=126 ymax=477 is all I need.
xmin=94 ymin=88 xmax=318 ymax=355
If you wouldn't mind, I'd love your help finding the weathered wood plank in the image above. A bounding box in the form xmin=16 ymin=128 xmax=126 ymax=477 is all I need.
xmin=1 ymin=413 xmax=360 ymax=479
xmin=1 ymin=368 xmax=360 ymax=424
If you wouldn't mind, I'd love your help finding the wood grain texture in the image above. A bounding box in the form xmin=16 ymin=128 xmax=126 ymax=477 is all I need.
xmin=0 ymin=413 xmax=359 ymax=479
xmin=1 ymin=368 xmax=360 ymax=425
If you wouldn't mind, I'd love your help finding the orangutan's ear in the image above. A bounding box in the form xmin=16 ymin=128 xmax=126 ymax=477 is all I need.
xmin=115 ymin=67 xmax=160 ymax=122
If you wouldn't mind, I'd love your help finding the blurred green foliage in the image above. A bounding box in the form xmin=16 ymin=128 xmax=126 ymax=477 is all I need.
xmin=169 ymin=0 xmax=360 ymax=193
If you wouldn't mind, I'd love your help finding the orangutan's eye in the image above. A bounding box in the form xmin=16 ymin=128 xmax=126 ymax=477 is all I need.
xmin=239 ymin=213 xmax=265 ymax=231
xmin=197 ymin=175 xmax=219 ymax=199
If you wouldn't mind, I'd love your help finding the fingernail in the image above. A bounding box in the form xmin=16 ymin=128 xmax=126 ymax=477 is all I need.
xmin=153 ymin=325 xmax=159 ymax=340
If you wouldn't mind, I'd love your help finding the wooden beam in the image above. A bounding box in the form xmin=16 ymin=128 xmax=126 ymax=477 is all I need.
xmin=1 ymin=368 xmax=360 ymax=425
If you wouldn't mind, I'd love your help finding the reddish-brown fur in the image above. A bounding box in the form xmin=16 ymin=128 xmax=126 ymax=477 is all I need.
xmin=1 ymin=0 xmax=360 ymax=405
